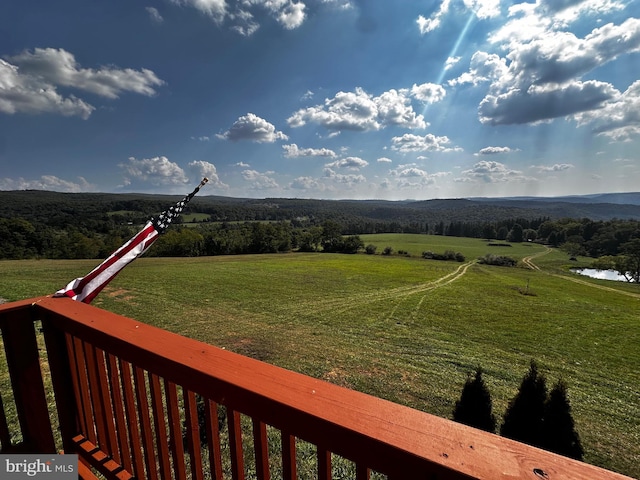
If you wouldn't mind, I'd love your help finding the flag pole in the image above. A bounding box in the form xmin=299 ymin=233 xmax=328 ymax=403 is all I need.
xmin=54 ymin=178 xmax=209 ymax=303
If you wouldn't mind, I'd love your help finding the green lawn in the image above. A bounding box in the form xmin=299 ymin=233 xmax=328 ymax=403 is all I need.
xmin=361 ymin=233 xmax=543 ymax=259
xmin=1 ymin=235 xmax=638 ymax=477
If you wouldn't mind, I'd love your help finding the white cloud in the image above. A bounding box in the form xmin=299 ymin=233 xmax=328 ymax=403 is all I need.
xmin=288 ymin=88 xmax=381 ymax=131
xmin=282 ymin=143 xmax=337 ymax=158
xmin=187 ymin=160 xmax=229 ymax=189
xmin=410 ymin=82 xmax=446 ymax=104
xmin=417 ymin=0 xmax=500 ymax=35
xmin=119 ymin=156 xmax=190 ymax=186
xmin=146 ymin=6 xmax=164 ymax=23
xmin=444 ymin=56 xmax=461 ymax=70
xmin=0 ymin=48 xmax=164 ymax=119
xmin=534 ymin=0 xmax=625 ymax=25
xmin=170 ymin=0 xmax=226 ymax=23
xmin=170 ymin=0 xmax=312 ymax=35
xmin=468 ymin=0 xmax=501 ymax=20
xmin=531 ymin=163 xmax=575 ymax=172
xmin=319 ymin=0 xmax=353 ymax=11
xmin=394 ymin=167 xmax=430 ymax=178
xmin=288 ymin=87 xmax=426 ymax=132
xmin=6 ymin=48 xmax=165 ymax=99
xmin=323 ymin=168 xmax=367 ymax=186
xmin=576 ymin=80 xmax=640 ymax=141
xmin=457 ymin=160 xmax=533 ymax=183
xmin=390 ymin=133 xmax=460 ymax=153
xmin=458 ymin=9 xmax=640 ymax=127
xmin=499 ymin=19 xmax=640 ymax=88
xmin=416 ymin=15 xmax=438 ymax=35
xmin=479 ymin=80 xmax=617 ymax=125
xmin=219 ymin=113 xmax=288 ymax=142
xmin=289 ymin=176 xmax=322 ymax=190
xmin=0 ymin=175 xmax=93 ymax=192
xmin=324 ymin=156 xmax=369 ymax=170
xmin=277 ymin=2 xmax=306 ymax=29
xmin=230 ymin=9 xmax=260 ymax=36
xmin=377 ymin=157 xmax=393 ymax=163
xmin=0 ymin=59 xmax=95 ymax=119
xmin=241 ymin=169 xmax=280 ymax=189
xmin=376 ymin=89 xmax=427 ymax=129
xmin=416 ymin=0 xmax=451 ymax=34
xmin=388 ymin=166 xmax=450 ymax=189
xmin=449 ymin=51 xmax=508 ymax=87
xmin=476 ymin=146 xmax=517 ymax=155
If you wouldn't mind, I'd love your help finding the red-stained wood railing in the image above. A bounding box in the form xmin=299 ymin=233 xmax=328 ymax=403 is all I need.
xmin=0 ymin=296 xmax=634 ymax=480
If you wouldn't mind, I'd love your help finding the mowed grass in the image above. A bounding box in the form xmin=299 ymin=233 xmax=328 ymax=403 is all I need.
xmin=361 ymin=233 xmax=542 ymax=258
xmin=0 ymin=235 xmax=639 ymax=477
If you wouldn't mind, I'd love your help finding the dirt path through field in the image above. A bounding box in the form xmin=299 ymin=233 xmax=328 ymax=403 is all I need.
xmin=523 ymin=246 xmax=640 ymax=299
xmin=522 ymin=246 xmax=551 ymax=270
xmin=547 ymin=272 xmax=640 ymax=299
xmin=409 ymin=260 xmax=475 ymax=317
xmin=293 ymin=247 xmax=640 ymax=321
xmin=288 ymin=260 xmax=477 ymax=319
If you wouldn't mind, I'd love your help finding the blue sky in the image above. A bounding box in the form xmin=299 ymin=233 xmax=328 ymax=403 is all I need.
xmin=1 ymin=0 xmax=639 ymax=199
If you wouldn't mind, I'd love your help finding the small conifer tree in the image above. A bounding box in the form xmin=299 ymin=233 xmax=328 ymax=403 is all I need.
xmin=542 ymin=379 xmax=584 ymax=460
xmin=500 ymin=360 xmax=547 ymax=447
xmin=452 ymin=367 xmax=497 ymax=433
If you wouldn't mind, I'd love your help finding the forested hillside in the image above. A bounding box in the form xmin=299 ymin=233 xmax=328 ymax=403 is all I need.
xmin=1 ymin=190 xmax=640 ymax=263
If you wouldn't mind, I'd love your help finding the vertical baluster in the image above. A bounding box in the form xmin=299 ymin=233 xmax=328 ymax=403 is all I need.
xmin=0 ymin=393 xmax=11 ymax=449
xmin=0 ymin=313 xmax=55 ymax=452
xmin=204 ymin=399 xmax=223 ymax=480
xmin=252 ymin=419 xmax=270 ymax=480
xmin=281 ymin=431 xmax=297 ymax=480
xmin=356 ymin=463 xmax=371 ymax=480
xmin=72 ymin=337 xmax=96 ymax=444
xmin=65 ymin=335 xmax=87 ymax=437
xmin=149 ymin=373 xmax=172 ymax=480
xmin=119 ymin=360 xmax=145 ymax=478
xmin=134 ymin=366 xmax=159 ymax=480
xmin=93 ymin=347 xmax=119 ymax=461
xmin=83 ymin=343 xmax=110 ymax=449
xmin=227 ymin=409 xmax=245 ymax=480
xmin=106 ymin=354 xmax=133 ymax=474
xmin=164 ymin=380 xmax=187 ymax=480
xmin=184 ymin=389 xmax=204 ymax=480
xmin=41 ymin=324 xmax=79 ymax=455
xmin=317 ymin=447 xmax=331 ymax=480
xmin=0 ymin=329 xmax=12 ymax=450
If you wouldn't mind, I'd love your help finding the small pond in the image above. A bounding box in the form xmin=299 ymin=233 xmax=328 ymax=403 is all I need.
xmin=571 ymin=268 xmax=631 ymax=282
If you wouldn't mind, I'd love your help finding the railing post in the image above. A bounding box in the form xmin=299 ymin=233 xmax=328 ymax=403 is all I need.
xmin=1 ymin=306 xmax=56 ymax=452
xmin=41 ymin=314 xmax=80 ymax=454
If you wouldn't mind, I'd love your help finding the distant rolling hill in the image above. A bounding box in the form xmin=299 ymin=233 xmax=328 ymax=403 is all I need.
xmin=467 ymin=192 xmax=640 ymax=206
xmin=1 ymin=190 xmax=640 ymax=224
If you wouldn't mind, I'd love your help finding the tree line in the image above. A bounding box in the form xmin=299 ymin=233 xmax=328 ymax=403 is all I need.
xmin=2 ymin=203 xmax=640 ymax=280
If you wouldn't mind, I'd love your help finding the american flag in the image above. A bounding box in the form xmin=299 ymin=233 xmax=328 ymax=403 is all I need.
xmin=54 ymin=178 xmax=208 ymax=303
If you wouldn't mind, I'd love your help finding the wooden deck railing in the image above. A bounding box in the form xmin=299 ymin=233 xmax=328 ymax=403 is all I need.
xmin=0 ymin=296 xmax=633 ymax=480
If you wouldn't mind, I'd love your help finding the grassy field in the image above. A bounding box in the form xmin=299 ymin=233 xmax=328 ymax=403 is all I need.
xmin=1 ymin=235 xmax=638 ymax=478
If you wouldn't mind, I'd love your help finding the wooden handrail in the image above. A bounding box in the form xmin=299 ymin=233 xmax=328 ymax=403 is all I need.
xmin=0 ymin=296 xmax=634 ymax=479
